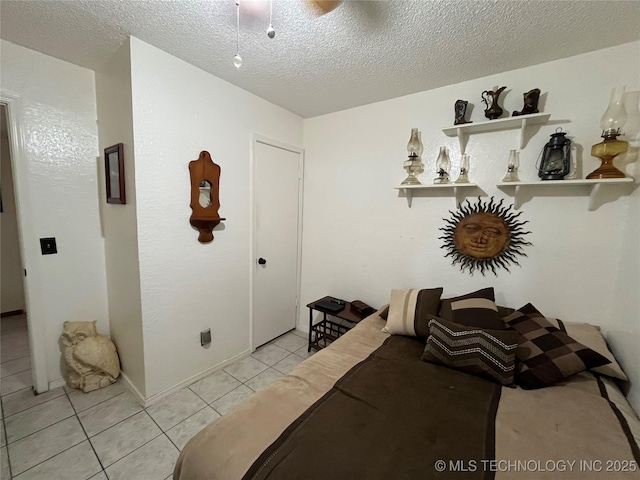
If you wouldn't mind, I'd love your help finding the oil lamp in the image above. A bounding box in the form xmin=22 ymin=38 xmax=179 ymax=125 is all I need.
xmin=587 ymin=87 xmax=628 ymax=179
xmin=433 ymin=146 xmax=451 ymax=184
xmin=502 ymin=150 xmax=521 ymax=182
xmin=455 ymin=154 xmax=470 ymax=183
xmin=401 ymin=128 xmax=424 ymax=185
xmin=538 ymin=129 xmax=571 ymax=180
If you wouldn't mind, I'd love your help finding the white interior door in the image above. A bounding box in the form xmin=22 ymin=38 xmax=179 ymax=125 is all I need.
xmin=252 ymin=139 xmax=302 ymax=348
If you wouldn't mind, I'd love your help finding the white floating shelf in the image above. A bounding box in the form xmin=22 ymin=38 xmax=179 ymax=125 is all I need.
xmin=394 ymin=183 xmax=479 ymax=208
xmin=497 ymin=177 xmax=634 ymax=210
xmin=442 ymin=113 xmax=551 ymax=154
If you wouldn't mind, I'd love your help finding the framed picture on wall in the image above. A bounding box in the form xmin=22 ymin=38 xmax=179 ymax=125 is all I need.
xmin=104 ymin=143 xmax=126 ymax=204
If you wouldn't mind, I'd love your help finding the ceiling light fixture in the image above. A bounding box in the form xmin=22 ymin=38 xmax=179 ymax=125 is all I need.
xmin=267 ymin=0 xmax=276 ymax=39
xmin=233 ymin=0 xmax=242 ymax=68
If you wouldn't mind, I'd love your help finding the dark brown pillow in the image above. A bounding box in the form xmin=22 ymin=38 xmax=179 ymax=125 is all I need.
xmin=421 ymin=317 xmax=519 ymax=385
xmin=382 ymin=288 xmax=443 ymax=337
xmin=438 ymin=287 xmax=505 ymax=330
xmin=497 ymin=306 xmax=515 ymax=317
xmin=503 ymin=303 xmax=611 ymax=389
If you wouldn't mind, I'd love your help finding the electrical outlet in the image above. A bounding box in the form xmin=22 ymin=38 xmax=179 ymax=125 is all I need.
xmin=200 ymin=329 xmax=211 ymax=346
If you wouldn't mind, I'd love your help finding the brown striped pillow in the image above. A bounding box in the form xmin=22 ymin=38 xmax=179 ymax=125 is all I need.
xmin=421 ymin=317 xmax=519 ymax=385
xmin=382 ymin=288 xmax=443 ymax=337
xmin=438 ymin=287 xmax=506 ymax=330
xmin=503 ymin=304 xmax=611 ymax=389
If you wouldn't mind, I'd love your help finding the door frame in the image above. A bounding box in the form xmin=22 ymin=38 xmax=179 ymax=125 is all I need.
xmin=250 ymin=134 xmax=304 ymax=351
xmin=1 ymin=93 xmax=49 ymax=393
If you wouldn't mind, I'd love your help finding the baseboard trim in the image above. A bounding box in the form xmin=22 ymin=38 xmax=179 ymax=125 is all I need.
xmin=129 ymin=349 xmax=252 ymax=408
xmin=1 ymin=309 xmax=25 ymax=318
xmin=48 ymin=377 xmax=66 ymax=391
xmin=119 ymin=371 xmax=146 ymax=406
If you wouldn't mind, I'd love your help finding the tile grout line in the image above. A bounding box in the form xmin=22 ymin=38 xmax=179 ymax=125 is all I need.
xmin=0 ymin=354 xmax=32 ymax=365
xmin=145 ymin=408 xmax=183 ymax=454
xmin=7 ymin=387 xmax=142 ymax=479
xmin=4 ymin=388 xmax=126 ymax=426
xmin=0 ymin=384 xmax=32 ymax=400
xmin=221 ymin=355 xmax=271 ymax=384
xmin=1 ymin=387 xmax=67 ymax=418
xmin=100 ymin=407 xmax=173 ymax=477
xmin=70 ymin=390 xmax=128 ymax=416
xmin=7 ymin=409 xmax=89 ymax=479
xmin=1 ymin=398 xmax=13 ymax=480
xmin=182 ymin=388 xmax=224 ymax=418
xmin=0 ymin=365 xmax=33 ymax=380
xmin=103 ymin=430 xmax=167 ymax=472
xmin=4 ymin=408 xmax=76 ymax=446
xmin=66 ymin=389 xmax=107 ymax=475
xmin=0 ymin=318 xmax=30 ymax=480
xmin=160 ymin=404 xmax=213 ymax=436
xmin=2 ymin=330 xmax=312 ymax=479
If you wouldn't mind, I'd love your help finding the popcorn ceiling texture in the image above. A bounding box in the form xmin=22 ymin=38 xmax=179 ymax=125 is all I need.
xmin=1 ymin=0 xmax=639 ymax=118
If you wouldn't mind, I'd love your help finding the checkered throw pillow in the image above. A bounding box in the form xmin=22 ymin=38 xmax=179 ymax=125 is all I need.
xmin=503 ymin=303 xmax=611 ymax=389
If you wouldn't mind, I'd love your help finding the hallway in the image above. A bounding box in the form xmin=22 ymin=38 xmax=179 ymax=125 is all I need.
xmin=1 ymin=313 xmax=32 ymax=396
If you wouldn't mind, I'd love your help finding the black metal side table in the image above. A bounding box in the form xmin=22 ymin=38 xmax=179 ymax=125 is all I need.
xmin=306 ymin=297 xmax=366 ymax=352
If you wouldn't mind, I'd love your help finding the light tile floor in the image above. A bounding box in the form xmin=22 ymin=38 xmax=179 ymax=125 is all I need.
xmin=1 ymin=324 xmax=313 ymax=480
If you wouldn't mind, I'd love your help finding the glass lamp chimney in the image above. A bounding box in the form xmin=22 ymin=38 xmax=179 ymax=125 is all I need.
xmin=600 ymin=86 xmax=627 ymax=139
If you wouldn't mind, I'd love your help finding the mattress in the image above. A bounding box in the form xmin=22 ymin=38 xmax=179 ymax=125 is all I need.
xmin=174 ymin=310 xmax=640 ymax=480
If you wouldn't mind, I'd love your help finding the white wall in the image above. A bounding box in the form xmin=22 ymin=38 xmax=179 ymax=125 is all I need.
xmin=95 ymin=40 xmax=146 ymax=398
xmin=0 ymin=40 xmax=110 ymax=388
xmin=1 ymin=132 xmax=26 ymax=313
xmin=301 ymin=41 xmax=640 ymax=411
xmin=129 ymin=38 xmax=303 ymax=399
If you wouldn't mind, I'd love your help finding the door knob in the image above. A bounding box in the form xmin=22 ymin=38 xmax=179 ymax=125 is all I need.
xmin=258 ymin=257 xmax=267 ymax=265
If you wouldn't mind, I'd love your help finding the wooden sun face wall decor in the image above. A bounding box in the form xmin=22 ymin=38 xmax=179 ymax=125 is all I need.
xmin=439 ymin=197 xmax=532 ymax=276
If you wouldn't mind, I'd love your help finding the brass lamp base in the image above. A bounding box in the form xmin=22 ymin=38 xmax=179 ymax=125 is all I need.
xmin=586 ymin=136 xmax=628 ymax=179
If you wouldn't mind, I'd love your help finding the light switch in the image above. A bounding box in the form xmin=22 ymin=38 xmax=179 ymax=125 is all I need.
xmin=40 ymin=237 xmax=57 ymax=255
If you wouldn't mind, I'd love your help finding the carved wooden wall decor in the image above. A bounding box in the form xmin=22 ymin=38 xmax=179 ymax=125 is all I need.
xmin=189 ymin=150 xmax=225 ymax=243
xmin=439 ymin=197 xmax=532 ymax=276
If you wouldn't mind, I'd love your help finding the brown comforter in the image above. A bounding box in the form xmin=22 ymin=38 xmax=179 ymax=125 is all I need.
xmin=174 ymin=311 xmax=640 ymax=480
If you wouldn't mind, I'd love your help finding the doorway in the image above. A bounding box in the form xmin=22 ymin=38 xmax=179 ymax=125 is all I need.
xmin=0 ymin=104 xmax=32 ymax=396
xmin=1 ymin=96 xmax=47 ymax=394
xmin=251 ymin=136 xmax=303 ymax=349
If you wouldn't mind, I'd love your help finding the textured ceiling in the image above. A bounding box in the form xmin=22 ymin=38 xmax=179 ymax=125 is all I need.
xmin=1 ymin=0 xmax=639 ymax=118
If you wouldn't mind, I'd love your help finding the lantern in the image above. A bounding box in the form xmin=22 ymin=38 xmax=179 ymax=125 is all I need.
xmin=538 ymin=129 xmax=571 ymax=180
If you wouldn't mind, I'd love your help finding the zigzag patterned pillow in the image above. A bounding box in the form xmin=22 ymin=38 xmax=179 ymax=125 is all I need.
xmin=421 ymin=317 xmax=519 ymax=385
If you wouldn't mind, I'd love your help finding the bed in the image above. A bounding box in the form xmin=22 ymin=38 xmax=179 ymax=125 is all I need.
xmin=174 ymin=290 xmax=640 ymax=480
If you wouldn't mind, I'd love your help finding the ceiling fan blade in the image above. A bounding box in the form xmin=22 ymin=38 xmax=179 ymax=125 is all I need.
xmin=305 ymin=0 xmax=342 ymax=16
